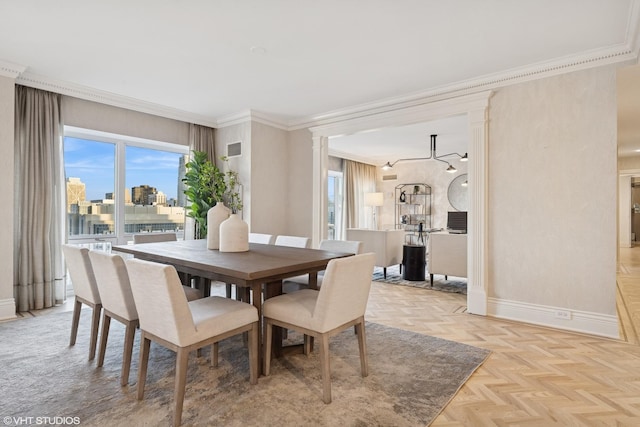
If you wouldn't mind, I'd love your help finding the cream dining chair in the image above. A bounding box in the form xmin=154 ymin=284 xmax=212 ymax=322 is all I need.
xmin=125 ymin=258 xmax=260 ymax=427
xmin=263 ymin=252 xmax=375 ymax=404
xmin=248 ymin=232 xmax=276 ymax=245
xmin=283 ymin=239 xmax=363 ymax=291
xmin=132 ymin=232 xmax=202 ymax=300
xmin=61 ymin=244 xmax=102 ymax=361
xmin=274 ymin=235 xmax=311 ymax=248
xmin=88 ymin=251 xmax=139 ymax=386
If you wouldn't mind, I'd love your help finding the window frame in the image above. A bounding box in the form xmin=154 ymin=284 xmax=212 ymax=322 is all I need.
xmin=64 ymin=126 xmax=189 ymax=245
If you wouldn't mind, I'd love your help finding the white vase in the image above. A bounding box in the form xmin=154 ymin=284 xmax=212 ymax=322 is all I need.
xmin=219 ymin=214 xmax=249 ymax=252
xmin=207 ymin=202 xmax=230 ymax=249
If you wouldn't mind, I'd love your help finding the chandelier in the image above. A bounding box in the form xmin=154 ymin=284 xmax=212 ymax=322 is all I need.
xmin=381 ymin=134 xmax=467 ymax=173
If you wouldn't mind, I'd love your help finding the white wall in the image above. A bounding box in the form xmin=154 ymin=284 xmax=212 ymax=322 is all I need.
xmin=489 ymin=65 xmax=617 ymax=319
xmin=0 ymin=76 xmax=15 ymax=319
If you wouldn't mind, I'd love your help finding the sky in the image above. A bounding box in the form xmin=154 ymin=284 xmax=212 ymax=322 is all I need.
xmin=63 ymin=137 xmax=184 ymax=201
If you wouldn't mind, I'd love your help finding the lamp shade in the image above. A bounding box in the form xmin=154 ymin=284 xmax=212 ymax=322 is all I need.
xmin=364 ymin=192 xmax=384 ymax=207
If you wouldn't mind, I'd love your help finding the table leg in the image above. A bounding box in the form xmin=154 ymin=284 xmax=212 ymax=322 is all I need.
xmin=264 ymin=280 xmax=283 ymax=357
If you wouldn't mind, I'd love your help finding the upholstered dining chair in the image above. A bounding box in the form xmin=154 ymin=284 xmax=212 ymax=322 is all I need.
xmin=132 ymin=232 xmax=202 ymax=301
xmin=61 ymin=244 xmax=102 ymax=361
xmin=88 ymin=251 xmax=139 ymax=386
xmin=274 ymin=235 xmax=311 ymax=248
xmin=283 ymin=239 xmax=363 ymax=291
xmin=248 ymin=232 xmax=276 ymax=245
xmin=263 ymin=252 xmax=375 ymax=404
xmin=125 ymin=258 xmax=260 ymax=427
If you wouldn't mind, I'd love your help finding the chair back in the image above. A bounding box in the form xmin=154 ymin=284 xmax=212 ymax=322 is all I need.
xmin=319 ymin=239 xmax=363 ymax=255
xmin=312 ymin=253 xmax=375 ymax=332
xmin=133 ymin=232 xmax=178 ymax=244
xmin=62 ymin=244 xmax=101 ymax=304
xmin=125 ymin=258 xmax=196 ymax=346
xmin=88 ymin=251 xmax=138 ymax=321
xmin=275 ymin=235 xmax=311 ymax=248
xmin=249 ymin=233 xmax=276 ymax=245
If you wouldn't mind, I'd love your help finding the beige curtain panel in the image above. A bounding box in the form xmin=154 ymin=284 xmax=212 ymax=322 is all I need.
xmin=189 ymin=123 xmax=216 ymax=161
xmin=343 ymin=160 xmax=377 ymax=234
xmin=14 ymin=86 xmax=66 ymax=312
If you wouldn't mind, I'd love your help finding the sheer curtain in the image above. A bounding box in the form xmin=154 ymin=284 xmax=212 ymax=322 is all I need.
xmin=342 ymin=160 xmax=377 ymax=235
xmin=14 ymin=86 xmax=65 ymax=312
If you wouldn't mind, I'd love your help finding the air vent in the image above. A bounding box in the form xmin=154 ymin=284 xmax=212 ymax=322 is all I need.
xmin=382 ymin=174 xmax=398 ymax=181
xmin=227 ymin=141 xmax=242 ymax=157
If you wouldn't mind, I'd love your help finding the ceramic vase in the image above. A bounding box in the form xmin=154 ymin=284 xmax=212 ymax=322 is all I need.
xmin=219 ymin=213 xmax=249 ymax=252
xmin=207 ymin=202 xmax=230 ymax=249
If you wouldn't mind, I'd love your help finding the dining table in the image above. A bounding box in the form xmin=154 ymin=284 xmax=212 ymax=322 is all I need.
xmin=112 ymin=239 xmax=353 ymax=373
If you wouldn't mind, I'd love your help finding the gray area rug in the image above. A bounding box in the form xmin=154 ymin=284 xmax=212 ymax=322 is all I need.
xmin=1 ymin=310 xmax=489 ymax=426
xmin=373 ymin=265 xmax=467 ymax=294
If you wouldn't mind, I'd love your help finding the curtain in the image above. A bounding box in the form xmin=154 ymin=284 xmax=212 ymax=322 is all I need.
xmin=189 ymin=123 xmax=216 ymax=161
xmin=14 ymin=86 xmax=65 ymax=312
xmin=342 ymin=160 xmax=377 ymax=234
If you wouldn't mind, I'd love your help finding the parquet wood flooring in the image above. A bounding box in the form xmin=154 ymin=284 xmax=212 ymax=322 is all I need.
xmin=367 ymin=282 xmax=640 ymax=426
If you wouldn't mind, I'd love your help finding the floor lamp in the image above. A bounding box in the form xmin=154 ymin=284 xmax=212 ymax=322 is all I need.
xmin=364 ymin=192 xmax=384 ymax=230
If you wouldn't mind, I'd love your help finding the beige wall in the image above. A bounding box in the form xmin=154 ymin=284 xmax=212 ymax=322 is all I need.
xmin=286 ymin=128 xmax=314 ymax=239
xmin=489 ymin=64 xmax=618 ymax=315
xmin=250 ymin=122 xmax=289 ymax=235
xmin=0 ymin=76 xmax=14 ymax=317
xmin=63 ymin=96 xmax=190 ymax=146
xmin=378 ymin=160 xmax=469 ymax=231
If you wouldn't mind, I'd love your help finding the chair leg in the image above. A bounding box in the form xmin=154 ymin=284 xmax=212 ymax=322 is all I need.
xmin=383 ymin=267 xmax=387 ymax=279
xmin=97 ymin=312 xmax=111 ymax=367
xmin=69 ymin=299 xmax=82 ymax=346
xmin=121 ymin=322 xmax=137 ymax=386
xmin=137 ymin=336 xmax=151 ymax=401
xmin=319 ymin=333 xmax=332 ymax=404
xmin=211 ymin=342 xmax=219 ymax=367
xmin=355 ymin=320 xmax=369 ymax=377
xmin=226 ymin=283 xmax=232 ymax=298
xmin=173 ymin=348 xmax=190 ymax=427
xmin=264 ymin=320 xmax=273 ymax=376
xmin=89 ymin=304 xmax=102 ymax=361
xmin=248 ymin=323 xmax=258 ymax=385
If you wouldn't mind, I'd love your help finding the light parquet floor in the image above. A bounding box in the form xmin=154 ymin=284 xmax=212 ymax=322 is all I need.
xmin=368 ymin=282 xmax=640 ymax=426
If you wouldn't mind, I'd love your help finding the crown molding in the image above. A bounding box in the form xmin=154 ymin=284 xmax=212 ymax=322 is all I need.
xmin=215 ymin=109 xmax=289 ymax=130
xmin=15 ymin=72 xmax=219 ymax=128
xmin=0 ymin=59 xmax=26 ymax=79
xmin=289 ymin=43 xmax=638 ymax=131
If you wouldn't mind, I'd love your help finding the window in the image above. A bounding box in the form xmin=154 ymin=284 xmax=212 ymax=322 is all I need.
xmin=63 ymin=127 xmax=189 ymax=244
xmin=328 ymin=171 xmax=344 ymax=240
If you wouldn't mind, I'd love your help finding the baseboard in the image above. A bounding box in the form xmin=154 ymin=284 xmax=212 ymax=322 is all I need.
xmin=487 ymin=297 xmax=619 ymax=339
xmin=0 ymin=297 xmax=16 ymax=321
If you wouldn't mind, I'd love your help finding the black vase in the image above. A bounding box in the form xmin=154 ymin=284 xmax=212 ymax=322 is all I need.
xmin=399 ymin=191 xmax=406 ymax=203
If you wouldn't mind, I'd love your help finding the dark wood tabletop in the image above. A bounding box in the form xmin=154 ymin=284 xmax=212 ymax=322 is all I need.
xmin=113 ymin=239 xmax=353 ymax=373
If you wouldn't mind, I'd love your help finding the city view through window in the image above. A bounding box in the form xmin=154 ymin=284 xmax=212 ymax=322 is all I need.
xmin=64 ymin=135 xmax=189 ymax=240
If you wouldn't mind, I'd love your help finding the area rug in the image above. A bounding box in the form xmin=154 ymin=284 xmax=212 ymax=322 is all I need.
xmin=0 ymin=310 xmax=489 ymax=426
xmin=373 ymin=265 xmax=467 ymax=294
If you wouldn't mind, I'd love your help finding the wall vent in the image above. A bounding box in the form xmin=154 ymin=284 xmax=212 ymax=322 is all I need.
xmin=382 ymin=174 xmax=398 ymax=181
xmin=226 ymin=141 xmax=242 ymax=157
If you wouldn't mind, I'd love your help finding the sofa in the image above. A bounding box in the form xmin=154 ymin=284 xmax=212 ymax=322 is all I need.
xmin=428 ymin=232 xmax=467 ymax=285
xmin=346 ymin=229 xmax=405 ymax=278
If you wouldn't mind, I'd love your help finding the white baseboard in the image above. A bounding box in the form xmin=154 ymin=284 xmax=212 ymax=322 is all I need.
xmin=487 ymin=297 xmax=619 ymax=339
xmin=0 ymin=297 xmax=16 ymax=321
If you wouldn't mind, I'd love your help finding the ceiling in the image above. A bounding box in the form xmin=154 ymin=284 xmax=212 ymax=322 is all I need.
xmin=0 ymin=0 xmax=638 ymax=162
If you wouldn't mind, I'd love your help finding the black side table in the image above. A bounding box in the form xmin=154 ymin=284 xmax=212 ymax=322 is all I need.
xmin=402 ymin=244 xmax=426 ymax=281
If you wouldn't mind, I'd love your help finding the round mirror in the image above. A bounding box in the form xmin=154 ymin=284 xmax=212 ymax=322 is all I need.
xmin=447 ymin=173 xmax=468 ymax=211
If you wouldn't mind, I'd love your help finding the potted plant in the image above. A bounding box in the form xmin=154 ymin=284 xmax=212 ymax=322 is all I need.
xmin=182 ymin=151 xmax=243 ymax=240
xmin=182 ymin=151 xmax=225 ymax=239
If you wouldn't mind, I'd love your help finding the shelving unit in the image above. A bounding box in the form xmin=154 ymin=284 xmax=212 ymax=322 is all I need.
xmin=395 ymin=183 xmax=431 ymax=245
